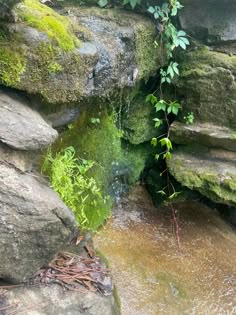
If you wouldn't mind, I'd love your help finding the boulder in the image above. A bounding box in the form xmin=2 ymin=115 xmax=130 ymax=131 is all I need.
xmin=0 ymin=0 xmax=160 ymax=103
xmin=0 ymin=160 xmax=77 ymax=283
xmin=180 ymin=0 xmax=236 ymax=45
xmin=177 ymin=46 xmax=236 ymax=129
xmin=168 ymin=145 xmax=236 ymax=207
xmin=0 ymin=89 xmax=58 ymax=150
xmin=2 ymin=284 xmax=119 ymax=315
xmin=170 ymin=122 xmax=236 ymax=152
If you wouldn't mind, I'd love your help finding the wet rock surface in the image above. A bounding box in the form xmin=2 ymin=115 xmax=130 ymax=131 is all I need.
xmin=0 ymin=89 xmax=58 ymax=150
xmin=0 ymin=161 xmax=77 ymax=283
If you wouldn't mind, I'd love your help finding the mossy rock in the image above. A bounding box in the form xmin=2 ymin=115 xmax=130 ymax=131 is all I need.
xmin=177 ymin=45 xmax=236 ymax=129
xmin=122 ymin=93 xmax=164 ymax=145
xmin=51 ymin=101 xmax=154 ymax=230
xmin=0 ymin=1 xmax=160 ymax=103
xmin=168 ymin=145 xmax=236 ymax=207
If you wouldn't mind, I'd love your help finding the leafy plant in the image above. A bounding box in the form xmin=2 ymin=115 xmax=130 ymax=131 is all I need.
xmin=42 ymin=146 xmax=108 ymax=230
xmin=184 ymin=112 xmax=194 ymax=125
xmin=98 ymin=0 xmax=108 ymax=7
xmin=123 ymin=0 xmax=141 ymax=9
xmin=90 ymin=117 xmax=101 ymax=124
xmin=145 ymin=0 xmax=190 ymax=249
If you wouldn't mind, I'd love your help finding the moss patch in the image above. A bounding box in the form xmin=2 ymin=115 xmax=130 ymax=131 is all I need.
xmin=168 ymin=146 xmax=236 ymax=206
xmin=17 ymin=0 xmax=79 ymax=51
xmin=50 ymin=100 xmax=154 ymax=230
xmin=0 ymin=46 xmax=25 ymax=86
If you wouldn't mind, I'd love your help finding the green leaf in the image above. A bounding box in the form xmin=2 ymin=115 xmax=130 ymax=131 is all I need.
xmin=172 ymin=106 xmax=178 ymax=115
xmin=168 ymin=191 xmax=181 ymax=200
xmin=98 ymin=0 xmax=108 ymax=7
xmin=154 ymin=12 xmax=159 ymax=19
xmin=179 ymin=39 xmax=186 ymax=50
xmin=151 ymin=137 xmax=157 ymax=147
xmin=167 ymin=65 xmax=174 ymax=78
xmin=148 ymin=6 xmax=155 ymax=13
xmin=159 ymin=137 xmax=172 ymax=150
xmin=181 ymin=37 xmax=190 ymax=45
xmin=153 ymin=118 xmax=162 ymax=128
xmin=155 ymin=154 xmax=159 ymax=161
xmin=163 ymin=151 xmax=171 ymax=160
xmin=157 ymin=190 xmax=167 ymax=196
xmin=172 ymin=62 xmax=179 ymax=75
xmin=171 ymin=6 xmax=177 ymax=16
xmin=177 ymin=30 xmax=186 ymax=36
xmin=161 ymin=77 xmax=166 ymax=84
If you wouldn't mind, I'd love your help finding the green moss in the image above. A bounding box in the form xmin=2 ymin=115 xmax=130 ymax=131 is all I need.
xmin=134 ymin=21 xmax=160 ymax=79
xmin=52 ymin=108 xmax=120 ymax=230
xmin=50 ymin=100 xmax=154 ymax=230
xmin=17 ymin=0 xmax=79 ymax=51
xmin=180 ymin=46 xmax=236 ymax=77
xmin=122 ymin=94 xmax=163 ymax=145
xmin=47 ymin=61 xmax=63 ymax=73
xmin=0 ymin=46 xmax=25 ymax=86
xmin=169 ymin=153 xmax=236 ymax=206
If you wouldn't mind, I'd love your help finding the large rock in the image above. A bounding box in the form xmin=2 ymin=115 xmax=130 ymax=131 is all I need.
xmin=170 ymin=122 xmax=236 ymax=152
xmin=0 ymin=161 xmax=77 ymax=283
xmin=177 ymin=46 xmax=236 ymax=129
xmin=180 ymin=0 xmax=236 ymax=45
xmin=2 ymin=284 xmax=119 ymax=315
xmin=0 ymin=0 xmax=160 ymax=103
xmin=168 ymin=145 xmax=236 ymax=207
xmin=0 ymin=89 xmax=58 ymax=150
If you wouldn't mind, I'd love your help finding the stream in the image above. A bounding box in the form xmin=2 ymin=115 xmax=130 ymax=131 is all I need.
xmin=94 ymin=185 xmax=236 ymax=315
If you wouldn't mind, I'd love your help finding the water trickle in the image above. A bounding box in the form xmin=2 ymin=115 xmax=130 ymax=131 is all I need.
xmin=94 ymin=185 xmax=236 ymax=315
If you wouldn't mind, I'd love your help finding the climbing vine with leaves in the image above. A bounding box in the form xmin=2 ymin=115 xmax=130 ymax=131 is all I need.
xmin=98 ymin=0 xmax=190 ymax=247
xmin=146 ymin=0 xmax=190 ymax=249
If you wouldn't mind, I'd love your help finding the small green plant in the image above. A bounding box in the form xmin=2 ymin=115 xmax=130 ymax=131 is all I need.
xmin=47 ymin=61 xmax=63 ymax=73
xmin=183 ymin=112 xmax=194 ymax=125
xmin=90 ymin=117 xmax=101 ymax=124
xmin=123 ymin=0 xmax=141 ymax=9
xmin=42 ymin=146 xmax=108 ymax=230
xmin=98 ymin=0 xmax=108 ymax=7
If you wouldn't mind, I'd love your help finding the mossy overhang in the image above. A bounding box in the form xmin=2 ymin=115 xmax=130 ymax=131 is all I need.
xmin=0 ymin=1 xmax=161 ymax=104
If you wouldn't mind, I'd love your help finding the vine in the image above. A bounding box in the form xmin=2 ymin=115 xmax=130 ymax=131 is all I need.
xmin=103 ymin=0 xmax=189 ymax=248
xmin=146 ymin=1 xmax=189 ymax=249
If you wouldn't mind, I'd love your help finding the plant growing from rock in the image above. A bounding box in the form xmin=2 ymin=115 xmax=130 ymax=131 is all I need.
xmin=42 ymin=146 xmax=108 ymax=231
xmin=144 ymin=0 xmax=189 ymax=249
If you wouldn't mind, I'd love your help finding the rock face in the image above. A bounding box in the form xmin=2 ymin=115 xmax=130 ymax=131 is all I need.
xmin=166 ymin=0 xmax=236 ymax=210
xmin=180 ymin=0 xmax=236 ymax=45
xmin=168 ymin=146 xmax=236 ymax=207
xmin=0 ymin=0 xmax=160 ymax=103
xmin=0 ymin=159 xmax=77 ymax=283
xmin=3 ymin=284 xmax=119 ymax=315
xmin=0 ymin=89 xmax=58 ymax=150
xmin=177 ymin=47 xmax=236 ymax=128
xmin=170 ymin=122 xmax=236 ymax=152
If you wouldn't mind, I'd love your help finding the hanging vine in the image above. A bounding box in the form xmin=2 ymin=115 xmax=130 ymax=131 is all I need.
xmin=97 ymin=0 xmax=190 ymax=248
